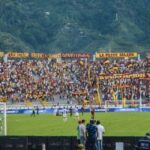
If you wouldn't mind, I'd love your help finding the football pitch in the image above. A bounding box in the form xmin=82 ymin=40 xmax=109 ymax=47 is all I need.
xmin=7 ymin=112 xmax=150 ymax=136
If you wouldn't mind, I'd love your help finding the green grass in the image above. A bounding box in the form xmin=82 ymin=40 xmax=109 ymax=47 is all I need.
xmin=7 ymin=112 xmax=150 ymax=136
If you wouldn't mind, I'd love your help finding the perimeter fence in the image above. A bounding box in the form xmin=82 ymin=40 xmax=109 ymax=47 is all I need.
xmin=0 ymin=136 xmax=144 ymax=150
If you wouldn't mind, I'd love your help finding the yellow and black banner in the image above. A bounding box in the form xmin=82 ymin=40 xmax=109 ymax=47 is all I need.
xmin=99 ymin=73 xmax=150 ymax=80
xmin=96 ymin=52 xmax=138 ymax=58
xmin=61 ymin=53 xmax=91 ymax=58
xmin=8 ymin=52 xmax=29 ymax=58
xmin=31 ymin=53 xmax=61 ymax=59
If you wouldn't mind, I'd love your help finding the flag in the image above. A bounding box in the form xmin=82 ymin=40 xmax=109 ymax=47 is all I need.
xmin=113 ymin=66 xmax=119 ymax=71
xmin=79 ymin=61 xmax=84 ymax=66
xmin=94 ymin=78 xmax=102 ymax=105
xmin=103 ymin=59 xmax=110 ymax=65
xmin=127 ymin=63 xmax=133 ymax=68
xmin=112 ymin=89 xmax=117 ymax=101
xmin=82 ymin=99 xmax=88 ymax=107
xmin=122 ymin=96 xmax=126 ymax=107
xmin=109 ymin=66 xmax=119 ymax=73
xmin=94 ymin=89 xmax=102 ymax=105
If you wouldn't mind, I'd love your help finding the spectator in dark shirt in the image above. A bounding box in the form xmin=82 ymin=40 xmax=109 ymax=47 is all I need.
xmin=136 ymin=133 xmax=150 ymax=150
xmin=86 ymin=119 xmax=97 ymax=150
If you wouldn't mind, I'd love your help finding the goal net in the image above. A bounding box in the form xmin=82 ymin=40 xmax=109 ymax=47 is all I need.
xmin=0 ymin=103 xmax=7 ymax=136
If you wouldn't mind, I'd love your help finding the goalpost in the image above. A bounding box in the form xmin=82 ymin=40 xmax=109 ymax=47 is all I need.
xmin=0 ymin=102 xmax=7 ymax=136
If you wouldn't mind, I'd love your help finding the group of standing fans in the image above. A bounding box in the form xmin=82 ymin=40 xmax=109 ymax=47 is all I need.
xmin=0 ymin=57 xmax=149 ymax=106
xmin=77 ymin=118 xmax=105 ymax=150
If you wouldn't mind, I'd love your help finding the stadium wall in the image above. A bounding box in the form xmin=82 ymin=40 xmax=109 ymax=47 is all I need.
xmin=0 ymin=136 xmax=142 ymax=150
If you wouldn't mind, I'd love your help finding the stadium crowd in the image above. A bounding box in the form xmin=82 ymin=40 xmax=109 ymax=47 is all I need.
xmin=0 ymin=57 xmax=149 ymax=105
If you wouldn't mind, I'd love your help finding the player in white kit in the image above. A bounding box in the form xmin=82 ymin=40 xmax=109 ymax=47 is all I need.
xmin=63 ymin=107 xmax=67 ymax=121
xmin=74 ymin=107 xmax=79 ymax=120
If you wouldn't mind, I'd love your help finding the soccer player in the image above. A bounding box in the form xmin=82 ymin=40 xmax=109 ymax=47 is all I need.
xmin=53 ymin=106 xmax=58 ymax=116
xmin=74 ymin=107 xmax=79 ymax=120
xmin=63 ymin=107 xmax=67 ymax=121
xmin=36 ymin=106 xmax=39 ymax=115
xmin=31 ymin=107 xmax=35 ymax=117
xmin=69 ymin=106 xmax=73 ymax=117
xmin=81 ymin=106 xmax=84 ymax=116
xmin=91 ymin=107 xmax=95 ymax=120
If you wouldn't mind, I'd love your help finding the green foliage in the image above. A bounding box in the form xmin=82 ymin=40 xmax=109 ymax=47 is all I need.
xmin=0 ymin=0 xmax=150 ymax=53
xmin=0 ymin=32 xmax=30 ymax=52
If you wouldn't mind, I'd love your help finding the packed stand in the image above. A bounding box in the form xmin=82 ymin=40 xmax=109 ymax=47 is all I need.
xmin=0 ymin=57 xmax=149 ymax=105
